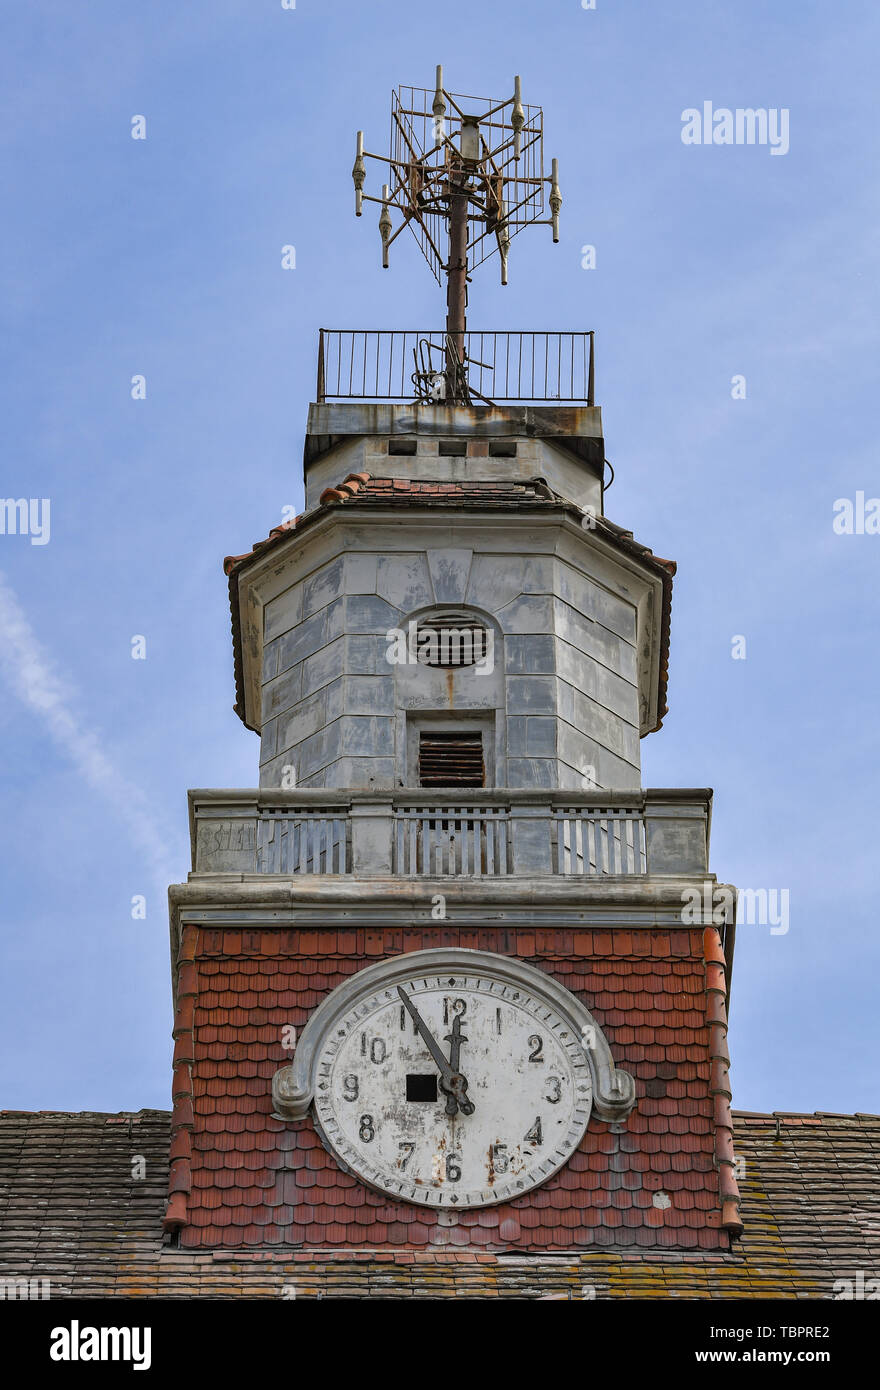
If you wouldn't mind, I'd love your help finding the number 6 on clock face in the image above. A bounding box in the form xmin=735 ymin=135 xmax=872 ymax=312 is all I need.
xmin=311 ymin=967 xmax=595 ymax=1208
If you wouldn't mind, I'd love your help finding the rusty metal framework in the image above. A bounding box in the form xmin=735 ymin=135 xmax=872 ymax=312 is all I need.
xmin=352 ymin=67 xmax=561 ymax=401
xmin=385 ymin=80 xmax=548 ymax=283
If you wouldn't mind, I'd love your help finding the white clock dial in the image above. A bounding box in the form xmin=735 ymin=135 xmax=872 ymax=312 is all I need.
xmin=312 ymin=968 xmax=593 ymax=1207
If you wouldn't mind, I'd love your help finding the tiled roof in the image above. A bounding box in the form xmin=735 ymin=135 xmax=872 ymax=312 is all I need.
xmin=2 ymin=1108 xmax=876 ymax=1298
xmin=164 ymin=924 xmax=736 ymax=1251
xmin=221 ymin=473 xmax=676 ymax=732
xmin=222 ymin=475 xmax=562 ymax=579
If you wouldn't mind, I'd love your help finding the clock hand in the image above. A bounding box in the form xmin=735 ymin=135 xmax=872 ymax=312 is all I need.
xmin=444 ymin=1013 xmax=466 ymax=1073
xmin=397 ymin=986 xmax=452 ymax=1077
xmin=442 ymin=1012 xmax=474 ymax=1118
xmin=396 ymin=987 xmax=475 ymax=1116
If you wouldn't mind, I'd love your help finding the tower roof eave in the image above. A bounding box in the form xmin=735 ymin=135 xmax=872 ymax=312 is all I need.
xmin=223 ymin=473 xmax=675 ymax=735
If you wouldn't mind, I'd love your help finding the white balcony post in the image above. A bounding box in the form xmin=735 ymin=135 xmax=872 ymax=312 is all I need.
xmin=510 ymin=800 xmax=554 ymax=875
xmin=192 ymin=797 xmax=259 ymax=873
xmin=350 ymin=802 xmax=394 ymax=876
xmin=643 ymin=795 xmax=710 ymax=875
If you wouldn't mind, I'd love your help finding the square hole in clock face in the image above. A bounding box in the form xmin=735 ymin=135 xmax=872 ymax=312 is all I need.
xmin=406 ymin=1074 xmax=438 ymax=1102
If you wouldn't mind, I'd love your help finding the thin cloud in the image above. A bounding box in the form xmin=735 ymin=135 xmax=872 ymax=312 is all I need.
xmin=0 ymin=570 xmax=179 ymax=888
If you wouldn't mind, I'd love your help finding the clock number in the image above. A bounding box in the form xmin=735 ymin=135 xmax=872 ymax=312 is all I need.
xmin=442 ymin=997 xmax=467 ymax=1024
xmin=342 ymin=1074 xmax=359 ymax=1102
xmin=399 ymin=1007 xmax=418 ymax=1034
xmin=491 ymin=1143 xmax=509 ymax=1175
xmin=446 ymin=1154 xmax=462 ymax=1183
xmin=528 ymin=1035 xmax=544 ymax=1063
xmin=524 ymin=1116 xmax=543 ymax=1146
xmin=359 ymin=1114 xmax=375 ymax=1143
xmin=397 ymin=1142 xmax=415 ymax=1171
xmin=545 ymin=1076 xmax=562 ymax=1104
xmin=361 ymin=1034 xmax=387 ymax=1064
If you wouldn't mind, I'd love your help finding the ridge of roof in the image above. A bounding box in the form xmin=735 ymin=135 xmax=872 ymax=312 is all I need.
xmin=733 ymin=1110 xmax=880 ymax=1123
xmin=0 ymin=1108 xmax=167 ymax=1119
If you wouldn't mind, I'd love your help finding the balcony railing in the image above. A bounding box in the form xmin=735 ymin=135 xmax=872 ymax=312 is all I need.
xmin=555 ymin=807 xmax=646 ymax=875
xmin=394 ymin=804 xmax=513 ymax=876
xmin=316 ymin=329 xmax=595 ymax=406
xmin=259 ymin=808 xmax=348 ymax=875
xmin=189 ymin=789 xmax=710 ymax=879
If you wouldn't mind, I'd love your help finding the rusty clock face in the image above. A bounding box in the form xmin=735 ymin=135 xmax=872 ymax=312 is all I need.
xmin=312 ymin=966 xmax=594 ymax=1207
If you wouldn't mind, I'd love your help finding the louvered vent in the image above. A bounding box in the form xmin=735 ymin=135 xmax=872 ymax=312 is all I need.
xmin=415 ymin=614 xmax=489 ymax=668
xmin=418 ymin=732 xmax=485 ymax=788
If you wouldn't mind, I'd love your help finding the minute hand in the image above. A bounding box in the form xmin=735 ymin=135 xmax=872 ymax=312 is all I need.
xmin=396 ymin=987 xmax=475 ymax=1115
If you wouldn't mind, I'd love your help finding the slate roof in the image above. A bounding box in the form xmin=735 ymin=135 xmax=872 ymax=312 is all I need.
xmin=1 ymin=1108 xmax=876 ymax=1298
xmin=221 ymin=473 xmax=676 ymax=733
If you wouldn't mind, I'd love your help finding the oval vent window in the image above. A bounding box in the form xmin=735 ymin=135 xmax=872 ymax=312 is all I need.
xmin=415 ymin=614 xmax=489 ymax=669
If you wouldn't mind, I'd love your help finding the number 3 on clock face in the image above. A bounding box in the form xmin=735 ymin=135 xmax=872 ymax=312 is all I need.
xmin=312 ymin=968 xmax=594 ymax=1208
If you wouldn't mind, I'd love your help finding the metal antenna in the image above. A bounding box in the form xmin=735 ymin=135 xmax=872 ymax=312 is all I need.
xmin=352 ymin=68 xmax=561 ymax=401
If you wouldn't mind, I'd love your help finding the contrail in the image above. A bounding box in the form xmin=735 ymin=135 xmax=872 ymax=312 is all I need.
xmin=0 ymin=569 xmax=179 ymax=889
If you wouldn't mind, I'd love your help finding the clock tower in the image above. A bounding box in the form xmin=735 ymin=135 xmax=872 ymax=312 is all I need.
xmin=164 ymin=71 xmax=741 ymax=1270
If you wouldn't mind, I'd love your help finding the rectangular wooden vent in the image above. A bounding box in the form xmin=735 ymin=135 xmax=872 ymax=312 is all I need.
xmin=418 ymin=731 xmax=485 ymax=788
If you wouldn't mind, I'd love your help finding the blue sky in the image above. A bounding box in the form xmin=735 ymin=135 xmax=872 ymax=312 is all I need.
xmin=1 ymin=0 xmax=878 ymax=1116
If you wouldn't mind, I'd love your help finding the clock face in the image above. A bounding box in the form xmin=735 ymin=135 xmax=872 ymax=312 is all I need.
xmin=312 ymin=966 xmax=593 ymax=1207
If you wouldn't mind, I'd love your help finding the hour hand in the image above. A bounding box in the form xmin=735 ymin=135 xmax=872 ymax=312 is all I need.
xmin=443 ymin=1014 xmax=475 ymax=1117
xmin=444 ymin=1012 xmax=466 ymax=1072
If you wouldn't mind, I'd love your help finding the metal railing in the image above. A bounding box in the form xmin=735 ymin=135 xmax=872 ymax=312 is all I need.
xmin=316 ymin=329 xmax=595 ymax=406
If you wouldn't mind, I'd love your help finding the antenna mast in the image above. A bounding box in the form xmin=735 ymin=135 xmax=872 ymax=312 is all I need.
xmin=352 ymin=67 xmax=561 ymax=402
